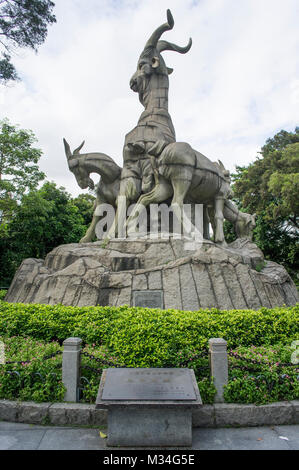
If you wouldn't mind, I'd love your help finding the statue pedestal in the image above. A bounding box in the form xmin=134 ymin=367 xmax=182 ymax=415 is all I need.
xmin=5 ymin=237 xmax=298 ymax=309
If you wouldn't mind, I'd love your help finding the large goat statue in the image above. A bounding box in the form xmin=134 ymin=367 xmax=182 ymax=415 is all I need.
xmin=64 ymin=139 xmax=255 ymax=243
xmin=65 ymin=9 xmax=256 ymax=244
xmin=122 ymin=9 xmax=234 ymax=244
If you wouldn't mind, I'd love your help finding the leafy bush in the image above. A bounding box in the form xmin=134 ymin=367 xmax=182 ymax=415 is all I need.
xmin=0 ymin=303 xmax=298 ymax=405
xmin=0 ymin=336 xmax=217 ymax=404
xmin=0 ymin=336 xmax=64 ymax=402
xmin=1 ymin=334 xmax=297 ymax=405
xmin=0 ymin=290 xmax=7 ymax=301
xmin=224 ymin=344 xmax=299 ymax=404
xmin=0 ymin=302 xmax=298 ymax=369
xmin=79 ymin=343 xmax=216 ymax=404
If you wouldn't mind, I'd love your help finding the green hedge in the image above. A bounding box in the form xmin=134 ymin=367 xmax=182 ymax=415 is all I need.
xmin=0 ymin=290 xmax=7 ymax=301
xmin=0 ymin=335 xmax=215 ymax=404
xmin=1 ymin=335 xmax=298 ymax=405
xmin=0 ymin=301 xmax=298 ymax=368
xmin=0 ymin=336 xmax=65 ymax=402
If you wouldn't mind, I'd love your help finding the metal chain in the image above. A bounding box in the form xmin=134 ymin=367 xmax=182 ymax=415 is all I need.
xmin=230 ymin=364 xmax=265 ymax=373
xmin=178 ymin=359 xmax=209 ymax=368
xmin=228 ymin=351 xmax=297 ymax=368
xmin=3 ymin=350 xmax=62 ymax=366
xmin=193 ymin=365 xmax=210 ymax=372
xmin=81 ymin=351 xmax=125 ymax=368
xmin=81 ymin=364 xmax=103 ymax=375
xmin=42 ymin=351 xmax=63 ymax=360
xmin=5 ymin=360 xmax=32 ymax=365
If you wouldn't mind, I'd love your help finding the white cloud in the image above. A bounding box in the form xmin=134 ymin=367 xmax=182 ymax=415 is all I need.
xmin=1 ymin=0 xmax=298 ymax=196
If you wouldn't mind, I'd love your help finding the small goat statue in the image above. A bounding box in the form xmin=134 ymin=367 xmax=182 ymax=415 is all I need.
xmin=63 ymin=139 xmax=121 ymax=242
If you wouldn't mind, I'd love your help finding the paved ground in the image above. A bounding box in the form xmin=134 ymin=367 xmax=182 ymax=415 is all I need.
xmin=0 ymin=421 xmax=298 ymax=450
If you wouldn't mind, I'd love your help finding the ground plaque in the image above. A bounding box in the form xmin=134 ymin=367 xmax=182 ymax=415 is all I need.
xmin=96 ymin=368 xmax=202 ymax=447
xmin=133 ymin=290 xmax=164 ymax=309
xmin=102 ymin=368 xmax=196 ymax=401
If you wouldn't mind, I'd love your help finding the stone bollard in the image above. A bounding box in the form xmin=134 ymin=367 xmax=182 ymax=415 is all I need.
xmin=209 ymin=338 xmax=228 ymax=403
xmin=62 ymin=337 xmax=82 ymax=402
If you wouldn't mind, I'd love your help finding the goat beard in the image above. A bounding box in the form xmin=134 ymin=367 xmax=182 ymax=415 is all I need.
xmin=137 ymin=75 xmax=150 ymax=104
xmin=88 ymin=177 xmax=95 ymax=190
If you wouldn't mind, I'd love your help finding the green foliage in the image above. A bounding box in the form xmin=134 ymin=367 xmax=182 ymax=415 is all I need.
xmin=223 ymin=220 xmax=237 ymax=243
xmin=0 ymin=290 xmax=7 ymax=300
xmin=78 ymin=342 xmax=216 ymax=404
xmin=0 ymin=119 xmax=96 ymax=285
xmin=232 ymin=127 xmax=299 ymax=278
xmin=197 ymin=377 xmax=216 ymax=404
xmin=0 ymin=182 xmax=89 ymax=285
xmin=0 ymin=302 xmax=298 ymax=363
xmin=0 ymin=334 xmax=216 ymax=404
xmin=224 ymin=345 xmax=299 ymax=404
xmin=0 ymin=335 xmax=64 ymax=402
xmin=72 ymin=193 xmax=95 ymax=227
xmin=0 ymin=118 xmax=45 ymax=220
xmin=0 ymin=0 xmax=56 ymax=83
xmin=255 ymin=261 xmax=267 ymax=272
xmin=0 ymin=327 xmax=297 ymax=405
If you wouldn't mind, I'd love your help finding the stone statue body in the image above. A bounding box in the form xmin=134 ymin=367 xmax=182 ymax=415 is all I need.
xmin=64 ymin=9 xmax=256 ymax=244
xmin=63 ymin=139 xmax=121 ymax=242
xmin=123 ymin=10 xmax=232 ymax=244
xmin=7 ymin=10 xmax=299 ymax=310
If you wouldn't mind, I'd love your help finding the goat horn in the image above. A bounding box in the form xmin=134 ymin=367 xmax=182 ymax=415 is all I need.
xmin=144 ymin=9 xmax=174 ymax=49
xmin=74 ymin=141 xmax=85 ymax=154
xmin=63 ymin=138 xmax=72 ymax=160
xmin=157 ymin=37 xmax=192 ymax=54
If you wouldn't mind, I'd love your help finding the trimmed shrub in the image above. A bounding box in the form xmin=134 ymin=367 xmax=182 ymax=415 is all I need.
xmin=0 ymin=290 xmax=7 ymax=301
xmin=0 ymin=302 xmax=298 ymax=368
xmin=0 ymin=336 xmax=64 ymax=402
xmin=224 ymin=344 xmax=299 ymax=404
xmin=0 ymin=335 xmax=297 ymax=405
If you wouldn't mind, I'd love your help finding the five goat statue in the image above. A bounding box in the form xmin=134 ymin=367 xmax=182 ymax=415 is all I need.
xmin=64 ymin=9 xmax=256 ymax=245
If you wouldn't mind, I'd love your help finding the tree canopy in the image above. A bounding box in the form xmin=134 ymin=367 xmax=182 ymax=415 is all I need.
xmin=0 ymin=119 xmax=95 ymax=287
xmin=231 ymin=127 xmax=299 ymax=279
xmin=0 ymin=182 xmax=93 ymax=285
xmin=0 ymin=0 xmax=56 ymax=83
xmin=0 ymin=118 xmax=45 ymax=221
xmin=72 ymin=193 xmax=95 ymax=227
xmin=233 ymin=128 xmax=299 ymax=226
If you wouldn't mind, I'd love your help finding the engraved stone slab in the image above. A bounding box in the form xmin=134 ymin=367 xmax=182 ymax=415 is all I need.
xmin=102 ymin=368 xmax=196 ymax=401
xmin=133 ymin=290 xmax=163 ymax=309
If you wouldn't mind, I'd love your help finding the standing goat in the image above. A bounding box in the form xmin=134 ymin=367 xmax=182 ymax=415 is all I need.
xmin=124 ymin=10 xmax=233 ymax=244
xmin=63 ymin=139 xmax=121 ymax=242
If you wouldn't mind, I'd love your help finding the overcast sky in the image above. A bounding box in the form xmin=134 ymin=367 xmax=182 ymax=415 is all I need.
xmin=1 ymin=0 xmax=298 ymax=197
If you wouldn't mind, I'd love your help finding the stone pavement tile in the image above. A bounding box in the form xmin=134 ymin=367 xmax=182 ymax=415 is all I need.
xmin=192 ymin=427 xmax=291 ymax=450
xmin=273 ymin=425 xmax=299 ymax=450
xmin=0 ymin=421 xmax=71 ymax=431
xmin=0 ymin=421 xmax=50 ymax=431
xmin=38 ymin=428 xmax=105 ymax=450
xmin=0 ymin=430 xmax=46 ymax=450
xmin=1 ymin=421 xmax=298 ymax=451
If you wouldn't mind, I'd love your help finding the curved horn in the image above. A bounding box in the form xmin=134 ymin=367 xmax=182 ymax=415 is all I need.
xmin=218 ymin=159 xmax=226 ymax=170
xmin=63 ymin=138 xmax=72 ymax=160
xmin=144 ymin=9 xmax=174 ymax=49
xmin=157 ymin=37 xmax=192 ymax=54
xmin=74 ymin=141 xmax=85 ymax=154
